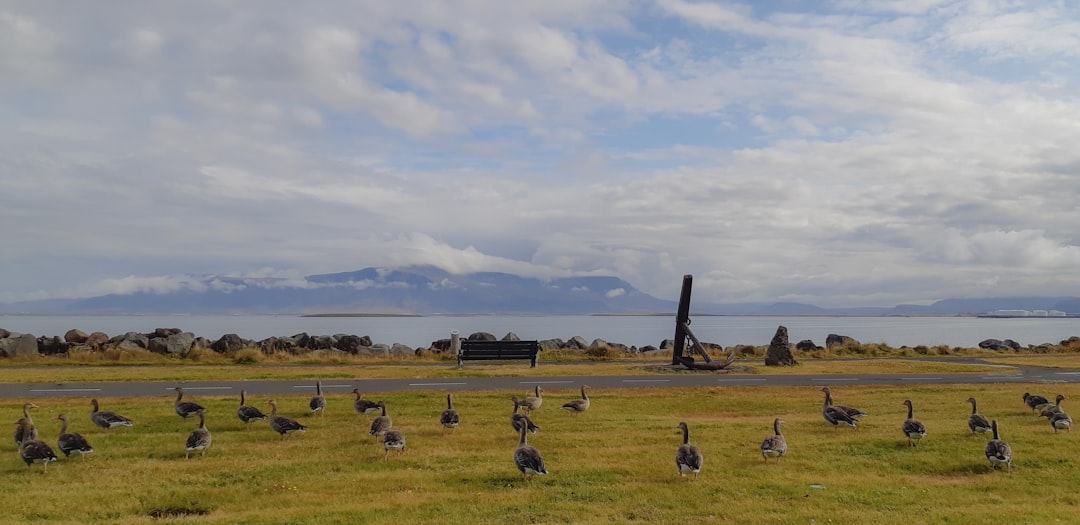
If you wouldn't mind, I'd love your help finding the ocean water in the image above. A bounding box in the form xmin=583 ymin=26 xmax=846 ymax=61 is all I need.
xmin=3 ymin=314 xmax=1080 ymax=350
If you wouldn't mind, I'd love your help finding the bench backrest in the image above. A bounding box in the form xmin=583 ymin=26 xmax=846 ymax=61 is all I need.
xmin=458 ymin=340 xmax=539 ymax=367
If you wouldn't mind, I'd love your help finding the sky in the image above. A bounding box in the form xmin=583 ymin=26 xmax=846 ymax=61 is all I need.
xmin=2 ymin=0 xmax=1080 ymax=308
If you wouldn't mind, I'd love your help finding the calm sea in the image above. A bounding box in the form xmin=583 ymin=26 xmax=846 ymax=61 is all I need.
xmin=2 ymin=314 xmax=1080 ymax=350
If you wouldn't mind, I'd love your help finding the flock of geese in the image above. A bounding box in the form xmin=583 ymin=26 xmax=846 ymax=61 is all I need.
xmin=13 ymin=381 xmax=1068 ymax=476
xmin=10 ymin=381 xmax=595 ymax=478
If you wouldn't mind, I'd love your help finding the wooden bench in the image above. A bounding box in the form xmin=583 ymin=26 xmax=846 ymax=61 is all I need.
xmin=457 ymin=339 xmax=540 ymax=368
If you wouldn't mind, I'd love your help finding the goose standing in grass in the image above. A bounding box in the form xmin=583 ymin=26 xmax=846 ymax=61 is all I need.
xmin=15 ymin=403 xmax=39 ymax=445
xmin=760 ymin=418 xmax=787 ymax=463
xmin=1024 ymin=392 xmax=1052 ymax=413
xmin=560 ymin=385 xmax=591 ymax=413
xmin=439 ymin=394 xmax=460 ymax=433
xmin=369 ymin=402 xmax=392 ymax=441
xmin=517 ymin=386 xmax=543 ymax=414
xmin=54 ymin=414 xmax=93 ymax=458
xmin=185 ymin=409 xmax=212 ymax=459
xmin=174 ymin=388 xmax=205 ymax=419
xmin=985 ymin=420 xmax=1012 ymax=470
xmin=676 ymin=422 xmax=703 ymax=479
xmin=90 ymin=399 xmax=133 ymax=430
xmin=352 ymin=389 xmax=380 ymax=415
xmin=19 ymin=436 xmax=57 ymax=471
xmin=902 ymin=399 xmax=927 ymax=447
xmin=822 ymin=387 xmax=867 ymax=420
xmin=510 ymin=399 xmax=539 ymax=435
xmin=266 ymin=400 xmax=306 ymax=439
xmin=383 ymin=429 xmax=406 ymax=459
xmin=309 ymin=380 xmax=326 ymax=417
xmin=514 ymin=422 xmax=547 ymax=481
xmin=966 ymin=397 xmax=993 ymax=435
xmin=821 ymin=387 xmax=858 ymax=429
xmin=1050 ymin=411 xmax=1072 ymax=433
xmin=237 ymin=390 xmax=267 ymax=427
xmin=1040 ymin=395 xmax=1066 ymax=419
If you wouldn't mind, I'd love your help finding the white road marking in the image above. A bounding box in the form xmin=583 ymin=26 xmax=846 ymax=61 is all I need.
xmin=292 ymin=384 xmax=353 ymax=389
xmin=407 ymin=382 xmax=468 ymax=387
xmin=30 ymin=388 xmax=101 ymax=392
xmin=716 ymin=378 xmax=766 ymax=382
xmin=901 ymin=377 xmax=943 ymax=381
xmin=1055 ymin=372 xmax=1080 ymax=375
xmin=812 ymin=378 xmax=858 ymax=381
xmin=165 ymin=386 xmax=233 ymax=390
xmin=519 ymin=380 xmax=574 ymax=384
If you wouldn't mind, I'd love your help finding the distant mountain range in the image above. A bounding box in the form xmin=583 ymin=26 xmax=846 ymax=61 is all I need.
xmin=3 ymin=265 xmax=1080 ymax=316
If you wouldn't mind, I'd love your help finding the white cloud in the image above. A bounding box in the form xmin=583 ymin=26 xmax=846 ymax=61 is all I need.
xmin=2 ymin=1 xmax=1080 ymax=308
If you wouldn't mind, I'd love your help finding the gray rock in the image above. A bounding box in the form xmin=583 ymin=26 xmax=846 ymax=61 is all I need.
xmin=166 ymin=332 xmax=195 ymax=355
xmin=501 ymin=332 xmax=521 ymax=341
xmin=538 ymin=338 xmax=564 ymax=351
xmin=86 ymin=332 xmax=109 ymax=348
xmin=566 ymin=336 xmax=588 ymax=349
xmin=826 ymin=334 xmax=858 ymax=348
xmin=0 ymin=333 xmax=39 ymax=357
xmin=467 ymin=332 xmax=496 ymax=341
xmin=388 ymin=343 xmax=413 ymax=358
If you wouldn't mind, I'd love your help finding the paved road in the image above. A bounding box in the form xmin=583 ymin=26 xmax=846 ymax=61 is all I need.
xmin=3 ymin=361 xmax=1078 ymax=399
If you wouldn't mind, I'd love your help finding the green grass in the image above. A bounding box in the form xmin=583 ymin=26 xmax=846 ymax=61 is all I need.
xmin=4 ymin=383 xmax=1079 ymax=524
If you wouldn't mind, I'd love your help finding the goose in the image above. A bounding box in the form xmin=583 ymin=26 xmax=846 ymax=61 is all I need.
xmin=439 ymin=394 xmax=460 ymax=433
xmin=510 ymin=398 xmax=539 ymax=435
xmin=369 ymin=402 xmax=392 ymax=441
xmin=174 ymin=388 xmax=205 ymax=419
xmin=821 ymin=387 xmax=858 ymax=429
xmin=383 ymin=429 xmax=406 ymax=459
xmin=517 ymin=386 xmax=543 ymax=414
xmin=90 ymin=399 xmax=133 ymax=430
xmin=237 ymin=390 xmax=267 ymax=427
xmin=15 ymin=403 xmax=39 ymax=445
xmin=185 ymin=409 xmax=212 ymax=459
xmin=1050 ymin=411 xmax=1072 ymax=433
xmin=19 ymin=437 xmax=57 ymax=471
xmin=760 ymin=418 xmax=787 ymax=463
xmin=309 ymin=380 xmax=326 ymax=417
xmin=985 ymin=420 xmax=1012 ymax=471
xmin=966 ymin=397 xmax=993 ymax=435
xmin=54 ymin=414 xmax=94 ymax=458
xmin=1024 ymin=392 xmax=1052 ymax=413
xmin=822 ymin=387 xmax=867 ymax=420
xmin=352 ymin=389 xmax=380 ymax=415
xmin=560 ymin=385 xmax=591 ymax=413
xmin=902 ymin=399 xmax=927 ymax=447
xmin=514 ymin=422 xmax=548 ymax=481
xmin=676 ymin=422 xmax=703 ymax=479
xmin=1040 ymin=395 xmax=1066 ymax=419
xmin=266 ymin=400 xmax=306 ymax=439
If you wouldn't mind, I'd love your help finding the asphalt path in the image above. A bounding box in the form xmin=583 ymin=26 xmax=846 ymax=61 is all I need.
xmin=2 ymin=360 xmax=1078 ymax=399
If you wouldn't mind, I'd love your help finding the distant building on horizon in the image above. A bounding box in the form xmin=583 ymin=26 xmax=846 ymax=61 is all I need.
xmin=985 ymin=309 xmax=1067 ymax=317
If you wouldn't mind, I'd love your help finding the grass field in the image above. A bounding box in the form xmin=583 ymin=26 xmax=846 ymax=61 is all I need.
xmin=3 ymin=379 xmax=1078 ymax=524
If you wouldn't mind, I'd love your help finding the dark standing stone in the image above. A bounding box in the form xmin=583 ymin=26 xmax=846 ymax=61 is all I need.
xmin=765 ymin=325 xmax=797 ymax=366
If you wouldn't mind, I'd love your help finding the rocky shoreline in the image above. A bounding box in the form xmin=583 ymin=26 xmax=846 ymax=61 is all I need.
xmin=1 ymin=325 xmax=1077 ymax=360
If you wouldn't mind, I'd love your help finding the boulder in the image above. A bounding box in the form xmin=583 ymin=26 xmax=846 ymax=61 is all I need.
xmin=501 ymin=332 xmax=521 ymax=341
xmin=978 ymin=338 xmax=1015 ymax=351
xmin=166 ymin=332 xmax=195 ymax=355
xmin=335 ymin=334 xmax=366 ymax=354
xmin=764 ymin=325 xmax=797 ymax=366
xmin=538 ymin=338 xmax=565 ymax=351
xmin=148 ymin=338 xmax=169 ymax=354
xmin=64 ymin=329 xmax=89 ymax=343
xmin=566 ymin=336 xmax=588 ymax=349
xmin=118 ymin=332 xmax=149 ymax=349
xmin=211 ymin=334 xmax=246 ymax=353
xmin=388 ymin=343 xmax=413 ymax=358
xmin=467 ymin=332 xmax=496 ymax=341
xmin=795 ymin=339 xmax=820 ymax=351
xmin=0 ymin=333 xmax=39 ymax=357
xmin=826 ymin=334 xmax=858 ymax=348
xmin=85 ymin=332 xmax=109 ymax=348
xmin=0 ymin=328 xmax=10 ymax=338
xmin=430 ymin=338 xmax=452 ymax=352
xmin=38 ymin=335 xmax=69 ymax=355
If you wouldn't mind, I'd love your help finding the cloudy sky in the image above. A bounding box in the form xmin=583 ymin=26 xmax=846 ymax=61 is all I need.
xmin=3 ymin=0 xmax=1080 ymax=308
